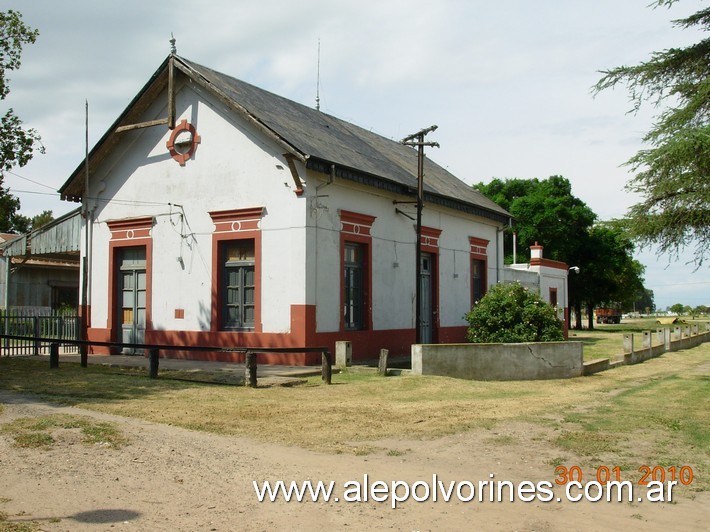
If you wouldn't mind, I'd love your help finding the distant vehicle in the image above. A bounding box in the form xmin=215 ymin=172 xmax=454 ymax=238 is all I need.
xmin=596 ymin=307 xmax=622 ymax=324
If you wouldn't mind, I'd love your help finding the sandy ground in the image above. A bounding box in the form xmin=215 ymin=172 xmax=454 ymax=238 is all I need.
xmin=0 ymin=391 xmax=707 ymax=531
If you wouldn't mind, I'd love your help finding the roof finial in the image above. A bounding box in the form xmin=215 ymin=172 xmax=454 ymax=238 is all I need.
xmin=170 ymin=33 xmax=177 ymax=55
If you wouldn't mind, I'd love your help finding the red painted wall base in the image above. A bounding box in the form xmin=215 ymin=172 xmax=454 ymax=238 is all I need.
xmin=86 ymin=304 xmax=471 ymax=365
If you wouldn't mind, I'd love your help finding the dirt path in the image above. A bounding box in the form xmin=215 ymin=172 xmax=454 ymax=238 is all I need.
xmin=0 ymin=391 xmax=707 ymax=531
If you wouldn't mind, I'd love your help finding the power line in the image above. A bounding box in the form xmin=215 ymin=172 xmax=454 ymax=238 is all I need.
xmin=3 ymin=170 xmax=57 ymax=191
xmin=5 ymin=189 xmax=59 ymax=197
xmin=653 ymin=281 xmax=710 ymax=287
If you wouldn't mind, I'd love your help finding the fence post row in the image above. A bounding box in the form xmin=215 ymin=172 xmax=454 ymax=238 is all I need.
xmin=2 ymin=331 xmax=335 ymax=386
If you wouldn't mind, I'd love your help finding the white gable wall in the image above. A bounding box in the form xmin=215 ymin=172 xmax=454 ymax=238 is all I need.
xmin=87 ymin=80 xmax=307 ymax=334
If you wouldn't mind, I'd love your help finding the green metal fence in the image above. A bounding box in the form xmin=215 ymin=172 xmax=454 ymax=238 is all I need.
xmin=0 ymin=309 xmax=79 ymax=356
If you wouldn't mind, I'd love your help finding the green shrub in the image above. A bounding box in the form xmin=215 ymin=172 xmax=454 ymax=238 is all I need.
xmin=465 ymin=282 xmax=564 ymax=343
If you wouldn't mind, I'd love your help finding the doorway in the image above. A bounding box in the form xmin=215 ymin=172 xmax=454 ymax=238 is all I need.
xmin=419 ymin=252 xmax=434 ymax=344
xmin=116 ymin=246 xmax=147 ymax=354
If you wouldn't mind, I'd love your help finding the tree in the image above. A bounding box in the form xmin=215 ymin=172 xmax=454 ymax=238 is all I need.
xmin=575 ymin=225 xmax=646 ymax=329
xmin=473 ymin=176 xmax=596 ymax=263
xmin=0 ymin=187 xmax=24 ymax=232
xmin=669 ymin=303 xmax=685 ymax=315
xmin=474 ymin=176 xmax=647 ymax=329
xmin=465 ymin=282 xmax=564 ymax=343
xmin=1 ymin=10 xmax=42 ymax=171
xmin=10 ymin=209 xmax=53 ymax=233
xmin=32 ymin=209 xmax=53 ymax=229
xmin=627 ymin=288 xmax=656 ymax=314
xmin=594 ymin=2 xmax=710 ymax=267
xmin=0 ymin=10 xmax=43 ymax=233
xmin=475 ymin=176 xmax=594 ymax=329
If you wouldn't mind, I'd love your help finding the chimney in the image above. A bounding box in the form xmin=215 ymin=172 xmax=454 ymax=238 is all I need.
xmin=530 ymin=241 xmax=543 ymax=261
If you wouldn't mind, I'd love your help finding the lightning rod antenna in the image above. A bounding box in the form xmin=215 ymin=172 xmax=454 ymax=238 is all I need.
xmin=316 ymin=38 xmax=321 ymax=111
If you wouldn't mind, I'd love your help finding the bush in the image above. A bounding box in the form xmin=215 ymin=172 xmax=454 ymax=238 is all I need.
xmin=465 ymin=282 xmax=564 ymax=343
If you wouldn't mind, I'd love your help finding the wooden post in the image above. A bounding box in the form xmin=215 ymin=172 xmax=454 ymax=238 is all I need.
xmin=149 ymin=348 xmax=159 ymax=379
xmin=33 ymin=317 xmax=41 ymax=356
xmin=378 ymin=348 xmax=389 ymax=376
xmin=49 ymin=342 xmax=59 ymax=369
xmin=245 ymin=352 xmax=257 ymax=388
xmin=80 ymin=343 xmax=88 ymax=368
xmin=322 ymin=351 xmax=332 ymax=384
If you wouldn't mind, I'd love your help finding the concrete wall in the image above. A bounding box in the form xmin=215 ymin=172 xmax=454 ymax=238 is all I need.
xmin=502 ymin=267 xmax=538 ymax=291
xmin=411 ymin=341 xmax=583 ymax=381
xmin=584 ymin=323 xmax=710 ymax=375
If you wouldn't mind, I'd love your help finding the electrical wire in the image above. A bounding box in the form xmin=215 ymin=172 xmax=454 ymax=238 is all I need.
xmin=3 ymin=170 xmax=58 ymax=190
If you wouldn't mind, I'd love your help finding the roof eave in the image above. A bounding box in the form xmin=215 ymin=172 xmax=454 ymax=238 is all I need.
xmin=59 ymin=56 xmax=174 ymax=202
xmin=306 ymin=157 xmax=511 ymax=226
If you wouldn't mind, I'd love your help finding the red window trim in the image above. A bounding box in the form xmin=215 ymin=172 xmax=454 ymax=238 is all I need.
xmin=106 ymin=217 xmax=154 ymax=341
xmin=209 ymin=208 xmax=264 ymax=333
xmin=420 ymin=226 xmax=442 ymax=253
xmin=340 ymin=209 xmax=376 ymax=237
xmin=469 ymin=236 xmax=489 ymax=307
xmin=107 ymin=216 xmax=154 ymax=241
xmin=339 ymin=210 xmax=375 ymax=332
xmin=419 ymin=226 xmax=441 ymax=340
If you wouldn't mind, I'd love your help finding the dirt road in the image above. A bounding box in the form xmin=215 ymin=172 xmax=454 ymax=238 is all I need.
xmin=0 ymin=391 xmax=707 ymax=531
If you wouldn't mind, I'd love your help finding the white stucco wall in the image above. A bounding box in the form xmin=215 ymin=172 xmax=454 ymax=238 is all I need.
xmin=85 ymin=79 xmax=307 ymax=333
xmin=304 ymin=175 xmax=504 ymax=333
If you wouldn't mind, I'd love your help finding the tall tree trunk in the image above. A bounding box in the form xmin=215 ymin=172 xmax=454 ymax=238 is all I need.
xmin=574 ymin=302 xmax=583 ymax=330
xmin=586 ymin=302 xmax=595 ymax=330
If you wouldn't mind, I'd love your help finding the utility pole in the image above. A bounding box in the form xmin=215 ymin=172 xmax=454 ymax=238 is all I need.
xmin=80 ymin=100 xmax=89 ymax=367
xmin=401 ymin=125 xmax=439 ymax=344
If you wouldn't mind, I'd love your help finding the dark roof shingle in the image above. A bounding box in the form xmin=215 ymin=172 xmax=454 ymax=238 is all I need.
xmin=182 ymin=58 xmax=509 ymax=221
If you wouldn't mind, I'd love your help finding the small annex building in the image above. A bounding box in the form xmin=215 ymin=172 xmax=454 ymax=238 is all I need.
xmin=59 ymin=54 xmax=517 ymax=364
xmin=0 ymin=209 xmax=81 ymax=312
xmin=504 ymin=242 xmax=570 ymax=337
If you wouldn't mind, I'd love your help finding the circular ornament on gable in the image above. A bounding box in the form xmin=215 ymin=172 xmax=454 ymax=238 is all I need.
xmin=166 ymin=119 xmax=201 ymax=166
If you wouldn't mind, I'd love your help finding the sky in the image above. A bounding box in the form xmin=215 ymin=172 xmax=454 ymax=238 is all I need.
xmin=2 ymin=0 xmax=708 ymax=310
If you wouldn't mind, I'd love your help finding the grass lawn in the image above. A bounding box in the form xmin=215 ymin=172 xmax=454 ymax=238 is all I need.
xmin=1 ymin=341 xmax=708 ymax=492
xmin=572 ymin=317 xmax=710 ymax=361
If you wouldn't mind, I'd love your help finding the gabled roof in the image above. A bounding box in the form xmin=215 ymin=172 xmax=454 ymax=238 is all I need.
xmin=1 ymin=208 xmax=81 ymax=260
xmin=60 ymin=55 xmax=511 ymax=224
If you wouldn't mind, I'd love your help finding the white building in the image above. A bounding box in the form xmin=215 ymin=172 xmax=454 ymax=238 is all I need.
xmin=504 ymin=242 xmax=571 ymax=337
xmin=60 ymin=54 xmax=519 ymax=364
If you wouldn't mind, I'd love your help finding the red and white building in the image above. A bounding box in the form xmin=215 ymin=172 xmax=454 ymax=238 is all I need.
xmin=60 ymin=55 xmax=523 ymax=364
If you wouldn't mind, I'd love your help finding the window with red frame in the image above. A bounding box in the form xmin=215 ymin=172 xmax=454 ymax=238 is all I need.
xmin=344 ymin=242 xmax=366 ymax=330
xmin=221 ymin=239 xmax=255 ymax=330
